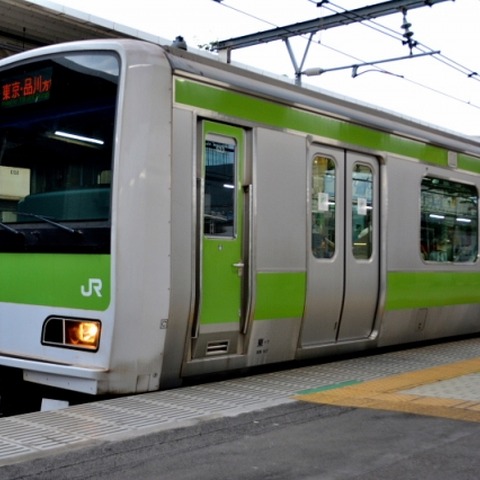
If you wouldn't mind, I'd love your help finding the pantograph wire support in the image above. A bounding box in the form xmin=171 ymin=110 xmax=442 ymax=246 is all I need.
xmin=401 ymin=9 xmax=418 ymax=54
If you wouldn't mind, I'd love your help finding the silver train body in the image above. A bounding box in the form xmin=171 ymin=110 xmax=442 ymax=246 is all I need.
xmin=0 ymin=39 xmax=479 ymax=403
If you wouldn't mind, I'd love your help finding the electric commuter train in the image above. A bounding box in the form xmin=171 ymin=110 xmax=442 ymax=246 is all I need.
xmin=0 ymin=39 xmax=479 ymax=412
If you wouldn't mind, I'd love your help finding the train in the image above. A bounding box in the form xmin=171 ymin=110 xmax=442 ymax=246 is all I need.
xmin=0 ymin=38 xmax=479 ymax=414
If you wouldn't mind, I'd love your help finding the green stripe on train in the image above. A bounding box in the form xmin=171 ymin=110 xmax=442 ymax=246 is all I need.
xmin=0 ymin=253 xmax=110 ymax=310
xmin=387 ymin=271 xmax=480 ymax=310
xmin=174 ymin=79 xmax=480 ymax=173
xmin=254 ymin=271 xmax=306 ymax=320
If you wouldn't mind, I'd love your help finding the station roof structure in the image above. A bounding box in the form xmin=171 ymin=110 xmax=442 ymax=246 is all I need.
xmin=0 ymin=0 xmax=171 ymax=60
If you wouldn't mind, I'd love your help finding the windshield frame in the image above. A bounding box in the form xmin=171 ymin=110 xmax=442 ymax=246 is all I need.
xmin=0 ymin=50 xmax=120 ymax=253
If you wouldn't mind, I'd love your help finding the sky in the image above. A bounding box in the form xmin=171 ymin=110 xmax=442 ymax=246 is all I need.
xmin=34 ymin=0 xmax=480 ymax=137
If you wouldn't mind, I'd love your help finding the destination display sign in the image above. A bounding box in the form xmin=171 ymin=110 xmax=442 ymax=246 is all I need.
xmin=1 ymin=67 xmax=53 ymax=108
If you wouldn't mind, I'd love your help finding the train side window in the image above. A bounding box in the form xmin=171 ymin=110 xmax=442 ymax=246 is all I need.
xmin=204 ymin=137 xmax=236 ymax=238
xmin=311 ymin=155 xmax=336 ymax=258
xmin=421 ymin=177 xmax=478 ymax=263
xmin=352 ymin=164 xmax=373 ymax=260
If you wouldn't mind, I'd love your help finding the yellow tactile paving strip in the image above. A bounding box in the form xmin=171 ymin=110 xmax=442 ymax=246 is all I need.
xmin=296 ymin=357 xmax=480 ymax=423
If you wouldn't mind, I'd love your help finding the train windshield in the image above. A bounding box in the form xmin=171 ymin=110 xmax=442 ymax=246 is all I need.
xmin=0 ymin=52 xmax=119 ymax=252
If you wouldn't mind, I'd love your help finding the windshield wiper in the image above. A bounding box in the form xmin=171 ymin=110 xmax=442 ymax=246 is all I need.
xmin=17 ymin=213 xmax=82 ymax=235
xmin=0 ymin=222 xmax=23 ymax=236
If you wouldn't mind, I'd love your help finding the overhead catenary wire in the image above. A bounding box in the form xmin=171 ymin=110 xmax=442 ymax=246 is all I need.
xmin=319 ymin=0 xmax=480 ymax=82
xmin=212 ymin=0 xmax=480 ymax=113
xmin=310 ymin=1 xmax=480 ymax=109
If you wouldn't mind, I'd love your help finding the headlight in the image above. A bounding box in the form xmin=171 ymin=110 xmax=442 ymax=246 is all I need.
xmin=42 ymin=316 xmax=101 ymax=351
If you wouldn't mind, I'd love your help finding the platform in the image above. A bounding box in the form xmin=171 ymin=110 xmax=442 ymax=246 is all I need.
xmin=0 ymin=335 xmax=479 ymax=467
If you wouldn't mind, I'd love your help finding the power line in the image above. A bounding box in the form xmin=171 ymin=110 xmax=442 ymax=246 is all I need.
xmin=212 ymin=0 xmax=480 ymax=115
xmin=308 ymin=1 xmax=480 ymax=109
xmin=214 ymin=0 xmax=451 ymax=51
xmin=320 ymin=0 xmax=480 ymax=82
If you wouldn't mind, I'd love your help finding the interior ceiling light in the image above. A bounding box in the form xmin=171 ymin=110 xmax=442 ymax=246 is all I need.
xmin=54 ymin=130 xmax=104 ymax=145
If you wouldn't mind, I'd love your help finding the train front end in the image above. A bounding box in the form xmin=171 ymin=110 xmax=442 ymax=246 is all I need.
xmin=0 ymin=40 xmax=173 ymax=413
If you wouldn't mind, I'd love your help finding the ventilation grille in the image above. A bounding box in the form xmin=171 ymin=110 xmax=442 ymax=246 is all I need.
xmin=206 ymin=340 xmax=230 ymax=355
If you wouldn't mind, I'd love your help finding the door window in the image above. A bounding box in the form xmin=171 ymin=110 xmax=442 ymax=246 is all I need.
xmin=204 ymin=138 xmax=236 ymax=238
xmin=352 ymin=164 xmax=373 ymax=260
xmin=311 ymin=155 xmax=336 ymax=258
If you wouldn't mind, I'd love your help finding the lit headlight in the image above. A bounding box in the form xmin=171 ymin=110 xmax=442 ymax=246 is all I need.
xmin=42 ymin=316 xmax=101 ymax=351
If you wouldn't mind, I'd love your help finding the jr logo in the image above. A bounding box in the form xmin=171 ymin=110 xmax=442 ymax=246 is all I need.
xmin=81 ymin=278 xmax=103 ymax=297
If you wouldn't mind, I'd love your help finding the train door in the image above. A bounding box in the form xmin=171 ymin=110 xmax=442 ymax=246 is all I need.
xmin=191 ymin=121 xmax=250 ymax=358
xmin=301 ymin=145 xmax=379 ymax=346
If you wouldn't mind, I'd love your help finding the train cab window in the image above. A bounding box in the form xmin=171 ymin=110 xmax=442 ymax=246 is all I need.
xmin=0 ymin=52 xmax=119 ymax=253
xmin=311 ymin=155 xmax=336 ymax=258
xmin=204 ymin=137 xmax=236 ymax=237
xmin=421 ymin=177 xmax=478 ymax=263
xmin=352 ymin=164 xmax=374 ymax=260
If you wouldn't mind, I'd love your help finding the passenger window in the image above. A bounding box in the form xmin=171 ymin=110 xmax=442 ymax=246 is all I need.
xmin=311 ymin=155 xmax=336 ymax=258
xmin=204 ymin=137 xmax=236 ymax=237
xmin=421 ymin=177 xmax=478 ymax=263
xmin=352 ymin=164 xmax=373 ymax=260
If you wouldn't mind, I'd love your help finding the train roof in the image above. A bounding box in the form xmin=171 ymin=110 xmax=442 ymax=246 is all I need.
xmin=2 ymin=2 xmax=479 ymax=159
xmin=162 ymin=43 xmax=480 ymax=159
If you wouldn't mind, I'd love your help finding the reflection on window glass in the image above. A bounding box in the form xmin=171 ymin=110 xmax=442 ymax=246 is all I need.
xmin=311 ymin=155 xmax=335 ymax=258
xmin=352 ymin=164 xmax=373 ymax=260
xmin=0 ymin=53 xmax=118 ymax=224
xmin=421 ymin=177 xmax=478 ymax=263
xmin=204 ymin=138 xmax=236 ymax=237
